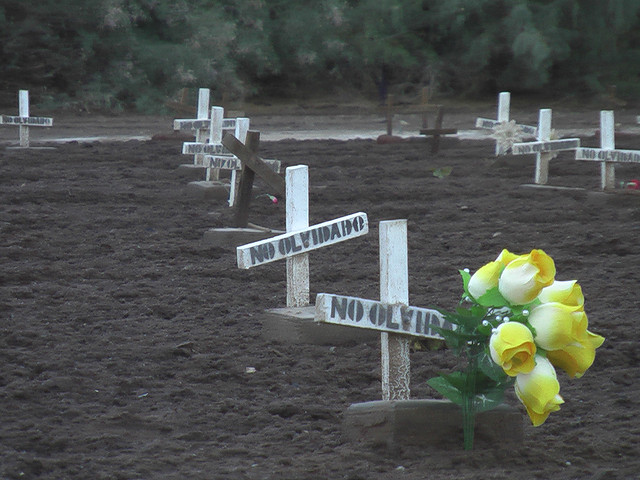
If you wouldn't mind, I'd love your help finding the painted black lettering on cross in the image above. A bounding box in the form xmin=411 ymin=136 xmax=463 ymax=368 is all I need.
xmin=368 ymin=304 xmax=398 ymax=329
xmin=330 ymin=296 xmax=365 ymax=323
xmin=249 ymin=242 xmax=276 ymax=265
xmin=209 ymin=156 xmax=241 ymax=170
xmin=476 ymin=118 xmax=498 ymax=129
xmin=513 ymin=138 xmax=579 ymax=155
xmin=252 ymin=216 xmax=365 ymax=263
xmin=315 ymin=293 xmax=449 ymax=340
xmin=0 ymin=115 xmax=52 ymax=126
xmin=237 ymin=212 xmax=369 ymax=269
xmin=576 ymin=148 xmax=640 ymax=164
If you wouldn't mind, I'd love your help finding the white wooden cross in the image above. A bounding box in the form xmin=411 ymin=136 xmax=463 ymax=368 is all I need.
xmin=0 ymin=90 xmax=53 ymax=147
xmin=576 ymin=111 xmax=640 ymax=190
xmin=182 ymin=107 xmax=251 ymax=206
xmin=511 ymin=109 xmax=581 ymax=185
xmin=236 ymin=165 xmax=369 ymax=307
xmin=173 ymin=88 xmax=210 ymax=166
xmin=204 ymin=108 xmax=250 ymax=203
xmin=315 ymin=220 xmax=449 ymax=401
xmin=475 ymin=92 xmax=536 ymax=155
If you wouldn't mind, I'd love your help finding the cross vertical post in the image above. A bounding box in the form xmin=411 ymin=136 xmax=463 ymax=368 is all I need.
xmin=19 ymin=90 xmax=29 ymax=147
xmin=535 ymin=109 xmax=553 ymax=185
xmin=600 ymin=110 xmax=616 ymax=190
xmin=497 ymin=92 xmax=510 ymax=123
xmin=228 ymin=118 xmax=251 ymax=207
xmin=285 ymin=165 xmax=310 ymax=307
xmin=206 ymin=106 xmax=224 ymax=180
xmin=495 ymin=92 xmax=510 ymax=155
xmin=233 ymin=131 xmax=261 ymax=228
xmin=379 ymin=220 xmax=410 ymax=401
xmin=194 ymin=88 xmax=211 ymax=167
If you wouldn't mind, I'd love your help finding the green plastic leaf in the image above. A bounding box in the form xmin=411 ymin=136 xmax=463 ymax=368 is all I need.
xmin=427 ymin=374 xmax=464 ymax=406
xmin=473 ymin=386 xmax=508 ymax=413
xmin=475 ymin=286 xmax=510 ymax=307
xmin=460 ymin=269 xmax=472 ymax=296
xmin=478 ymin=351 xmax=509 ymax=383
xmin=431 ymin=326 xmax=464 ymax=350
xmin=453 ymin=306 xmax=485 ymax=331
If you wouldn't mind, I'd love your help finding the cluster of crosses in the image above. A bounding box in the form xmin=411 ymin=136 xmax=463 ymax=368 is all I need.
xmin=173 ymin=88 xmax=280 ymax=208
xmin=477 ymin=92 xmax=640 ymax=190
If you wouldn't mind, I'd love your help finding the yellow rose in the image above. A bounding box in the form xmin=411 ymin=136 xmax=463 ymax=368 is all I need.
xmin=467 ymin=261 xmax=502 ymax=300
xmin=547 ymin=331 xmax=605 ymax=378
xmin=495 ymin=248 xmax=521 ymax=266
xmin=515 ymin=355 xmax=564 ymax=426
xmin=528 ymin=302 xmax=584 ymax=351
xmin=538 ymin=280 xmax=584 ymax=309
xmin=498 ymin=249 xmax=556 ymax=305
xmin=528 ymin=302 xmax=604 ymax=378
xmin=489 ymin=322 xmax=536 ymax=376
xmin=467 ymin=249 xmax=522 ymax=300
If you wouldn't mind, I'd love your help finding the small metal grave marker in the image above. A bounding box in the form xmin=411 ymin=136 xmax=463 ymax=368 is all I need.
xmin=315 ymin=220 xmax=449 ymax=401
xmin=475 ymin=92 xmax=537 ymax=155
xmin=0 ymin=90 xmax=53 ymax=147
xmin=236 ymin=164 xmax=368 ymax=307
xmin=173 ymin=88 xmax=211 ymax=167
xmin=575 ymin=111 xmax=640 ymax=190
xmin=511 ymin=109 xmax=580 ymax=185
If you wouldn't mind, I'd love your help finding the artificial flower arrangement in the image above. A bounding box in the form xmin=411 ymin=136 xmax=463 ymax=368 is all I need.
xmin=428 ymin=249 xmax=605 ymax=450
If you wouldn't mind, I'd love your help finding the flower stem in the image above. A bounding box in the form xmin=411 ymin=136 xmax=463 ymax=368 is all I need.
xmin=462 ymin=349 xmax=478 ymax=450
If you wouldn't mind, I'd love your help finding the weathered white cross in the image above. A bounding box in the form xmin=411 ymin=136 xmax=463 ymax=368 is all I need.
xmin=173 ymin=88 xmax=211 ymax=167
xmin=315 ymin=219 xmax=448 ymax=400
xmin=182 ymin=107 xmax=251 ymax=206
xmin=575 ymin=111 xmax=640 ymax=190
xmin=236 ymin=165 xmax=369 ymax=308
xmin=511 ymin=109 xmax=580 ymax=185
xmin=475 ymin=92 xmax=537 ymax=155
xmin=0 ymin=90 xmax=53 ymax=147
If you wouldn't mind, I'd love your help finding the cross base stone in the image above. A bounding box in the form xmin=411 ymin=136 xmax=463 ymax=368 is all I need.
xmin=6 ymin=146 xmax=57 ymax=151
xmin=343 ymin=399 xmax=523 ymax=449
xmin=520 ymin=183 xmax=586 ymax=192
xmin=175 ymin=163 xmax=207 ymax=180
xmin=202 ymin=226 xmax=284 ymax=249
xmin=261 ymin=306 xmax=379 ymax=345
xmin=186 ymin=180 xmax=229 ymax=200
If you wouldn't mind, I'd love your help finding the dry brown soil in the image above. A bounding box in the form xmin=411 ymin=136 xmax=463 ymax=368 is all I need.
xmin=1 ymin=105 xmax=640 ymax=479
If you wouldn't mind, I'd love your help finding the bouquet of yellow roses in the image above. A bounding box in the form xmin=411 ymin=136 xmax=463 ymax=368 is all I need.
xmin=428 ymin=249 xmax=605 ymax=450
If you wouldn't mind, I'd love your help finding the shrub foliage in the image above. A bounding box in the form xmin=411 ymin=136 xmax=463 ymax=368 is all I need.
xmin=1 ymin=0 xmax=639 ymax=111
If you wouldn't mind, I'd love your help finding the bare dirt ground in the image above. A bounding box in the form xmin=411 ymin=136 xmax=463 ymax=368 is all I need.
xmin=1 ymin=101 xmax=640 ymax=479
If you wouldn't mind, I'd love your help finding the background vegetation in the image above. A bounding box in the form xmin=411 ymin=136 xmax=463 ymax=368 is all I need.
xmin=1 ymin=0 xmax=639 ymax=112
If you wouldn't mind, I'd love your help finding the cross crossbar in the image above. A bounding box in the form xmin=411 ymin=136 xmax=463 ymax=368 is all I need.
xmin=0 ymin=116 xmax=53 ymax=127
xmin=512 ymin=138 xmax=580 ymax=155
xmin=205 ymin=155 xmax=281 ymax=173
xmin=237 ymin=212 xmax=368 ymax=269
xmin=222 ymin=133 xmax=286 ymax=194
xmin=315 ymin=293 xmax=447 ymax=340
xmin=576 ymin=148 xmax=640 ymax=164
